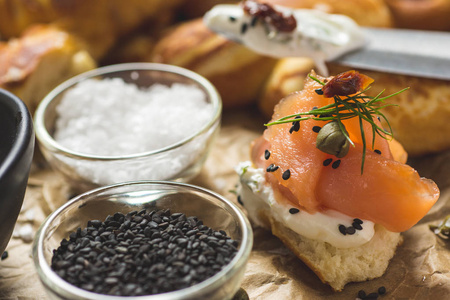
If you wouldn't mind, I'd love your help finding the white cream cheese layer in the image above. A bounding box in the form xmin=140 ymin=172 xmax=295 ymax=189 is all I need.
xmin=204 ymin=4 xmax=366 ymax=75
xmin=236 ymin=161 xmax=375 ymax=249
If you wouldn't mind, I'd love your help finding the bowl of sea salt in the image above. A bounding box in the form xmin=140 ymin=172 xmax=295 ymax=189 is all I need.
xmin=34 ymin=63 xmax=222 ymax=192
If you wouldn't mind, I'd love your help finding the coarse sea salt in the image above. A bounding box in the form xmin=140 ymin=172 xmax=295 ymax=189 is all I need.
xmin=53 ymin=78 xmax=218 ymax=185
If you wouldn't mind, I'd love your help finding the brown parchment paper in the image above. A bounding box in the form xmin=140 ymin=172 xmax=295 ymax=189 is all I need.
xmin=1 ymin=105 xmax=449 ymax=300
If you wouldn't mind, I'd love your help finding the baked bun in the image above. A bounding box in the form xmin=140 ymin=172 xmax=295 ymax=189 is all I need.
xmin=263 ymin=0 xmax=393 ymax=27
xmin=177 ymin=0 xmax=239 ymax=19
xmin=0 ymin=0 xmax=184 ymax=59
xmin=262 ymin=211 xmax=401 ymax=291
xmin=150 ymin=18 xmax=277 ymax=108
xmin=258 ymin=57 xmax=315 ymax=118
xmin=0 ymin=24 xmax=96 ymax=113
xmin=327 ymin=63 xmax=450 ymax=157
xmin=384 ymin=0 xmax=450 ymax=31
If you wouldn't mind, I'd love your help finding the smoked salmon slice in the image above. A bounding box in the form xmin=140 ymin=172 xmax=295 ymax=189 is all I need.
xmin=253 ymin=72 xmax=439 ymax=232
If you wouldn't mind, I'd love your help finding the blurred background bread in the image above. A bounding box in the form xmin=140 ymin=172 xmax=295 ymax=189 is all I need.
xmin=150 ymin=19 xmax=277 ymax=108
xmin=384 ymin=0 xmax=450 ymax=31
xmin=328 ymin=63 xmax=450 ymax=157
xmin=263 ymin=0 xmax=393 ymax=27
xmin=0 ymin=24 xmax=96 ymax=114
xmin=0 ymin=0 xmax=184 ymax=59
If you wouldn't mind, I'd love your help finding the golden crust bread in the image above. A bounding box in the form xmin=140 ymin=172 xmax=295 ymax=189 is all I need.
xmin=177 ymin=0 xmax=239 ymax=19
xmin=258 ymin=57 xmax=315 ymax=119
xmin=248 ymin=193 xmax=403 ymax=291
xmin=264 ymin=0 xmax=393 ymax=27
xmin=150 ymin=19 xmax=277 ymax=108
xmin=384 ymin=0 xmax=450 ymax=31
xmin=0 ymin=24 xmax=96 ymax=113
xmin=268 ymin=215 xmax=402 ymax=291
xmin=327 ymin=63 xmax=450 ymax=157
xmin=0 ymin=0 xmax=184 ymax=59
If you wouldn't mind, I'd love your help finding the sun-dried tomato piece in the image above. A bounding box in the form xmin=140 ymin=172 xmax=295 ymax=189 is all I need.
xmin=322 ymin=70 xmax=374 ymax=98
xmin=242 ymin=0 xmax=297 ymax=32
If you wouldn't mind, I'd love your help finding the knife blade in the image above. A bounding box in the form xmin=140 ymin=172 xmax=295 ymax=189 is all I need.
xmin=330 ymin=28 xmax=450 ymax=81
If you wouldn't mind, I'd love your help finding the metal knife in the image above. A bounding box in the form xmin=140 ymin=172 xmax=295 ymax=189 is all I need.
xmin=332 ymin=28 xmax=450 ymax=81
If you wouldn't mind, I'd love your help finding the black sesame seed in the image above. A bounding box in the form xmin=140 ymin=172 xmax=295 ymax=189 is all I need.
xmin=50 ymin=209 xmax=238 ymax=297
xmin=315 ymin=88 xmax=324 ymax=95
xmin=1 ymin=251 xmax=8 ymax=260
xmin=266 ymin=164 xmax=279 ymax=172
xmin=250 ymin=16 xmax=258 ymax=27
xmin=353 ymin=218 xmax=363 ymax=225
xmin=282 ymin=169 xmax=291 ymax=180
xmin=378 ymin=286 xmax=386 ymax=295
xmin=374 ymin=149 xmax=382 ymax=155
xmin=332 ymin=159 xmax=341 ymax=169
xmin=264 ymin=149 xmax=270 ymax=160
xmin=346 ymin=226 xmax=356 ymax=235
xmin=352 ymin=222 xmax=363 ymax=231
xmin=289 ymin=121 xmax=300 ymax=134
xmin=312 ymin=106 xmax=319 ymax=117
xmin=312 ymin=126 xmax=321 ymax=133
xmin=358 ymin=289 xmax=367 ymax=299
xmin=289 ymin=208 xmax=300 ymax=214
xmin=323 ymin=158 xmax=333 ymax=166
xmin=237 ymin=195 xmax=244 ymax=206
xmin=229 ymin=16 xmax=236 ymax=22
xmin=338 ymin=225 xmax=347 ymax=235
xmin=240 ymin=23 xmax=248 ymax=34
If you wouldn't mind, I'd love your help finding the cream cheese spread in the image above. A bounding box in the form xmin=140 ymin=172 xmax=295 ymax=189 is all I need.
xmin=236 ymin=161 xmax=375 ymax=249
xmin=204 ymin=3 xmax=366 ymax=76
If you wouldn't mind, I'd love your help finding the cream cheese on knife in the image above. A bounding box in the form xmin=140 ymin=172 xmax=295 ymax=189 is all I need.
xmin=204 ymin=1 xmax=366 ymax=76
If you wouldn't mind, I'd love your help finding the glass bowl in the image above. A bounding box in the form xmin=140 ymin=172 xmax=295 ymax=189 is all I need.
xmin=34 ymin=63 xmax=222 ymax=192
xmin=32 ymin=181 xmax=253 ymax=300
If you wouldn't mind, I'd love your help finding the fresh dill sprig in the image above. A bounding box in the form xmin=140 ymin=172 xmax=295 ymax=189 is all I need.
xmin=265 ymin=74 xmax=409 ymax=174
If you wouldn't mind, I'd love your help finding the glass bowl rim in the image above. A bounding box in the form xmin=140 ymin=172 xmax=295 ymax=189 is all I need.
xmin=32 ymin=180 xmax=253 ymax=299
xmin=34 ymin=63 xmax=222 ymax=161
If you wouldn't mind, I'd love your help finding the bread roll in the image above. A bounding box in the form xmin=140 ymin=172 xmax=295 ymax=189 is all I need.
xmin=0 ymin=0 xmax=184 ymax=59
xmin=327 ymin=63 xmax=450 ymax=157
xmin=151 ymin=19 xmax=277 ymax=108
xmin=384 ymin=0 xmax=450 ymax=31
xmin=263 ymin=0 xmax=393 ymax=27
xmin=268 ymin=215 xmax=401 ymax=291
xmin=258 ymin=57 xmax=315 ymax=119
xmin=0 ymin=24 xmax=96 ymax=113
xmin=177 ymin=0 xmax=239 ymax=19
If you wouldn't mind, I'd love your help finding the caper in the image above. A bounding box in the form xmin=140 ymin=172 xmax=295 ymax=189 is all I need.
xmin=315 ymin=121 xmax=350 ymax=158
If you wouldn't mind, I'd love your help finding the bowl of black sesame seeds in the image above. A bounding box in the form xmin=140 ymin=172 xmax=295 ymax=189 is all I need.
xmin=32 ymin=181 xmax=253 ymax=300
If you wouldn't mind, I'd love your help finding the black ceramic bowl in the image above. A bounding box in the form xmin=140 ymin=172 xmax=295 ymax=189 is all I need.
xmin=0 ymin=89 xmax=34 ymax=254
